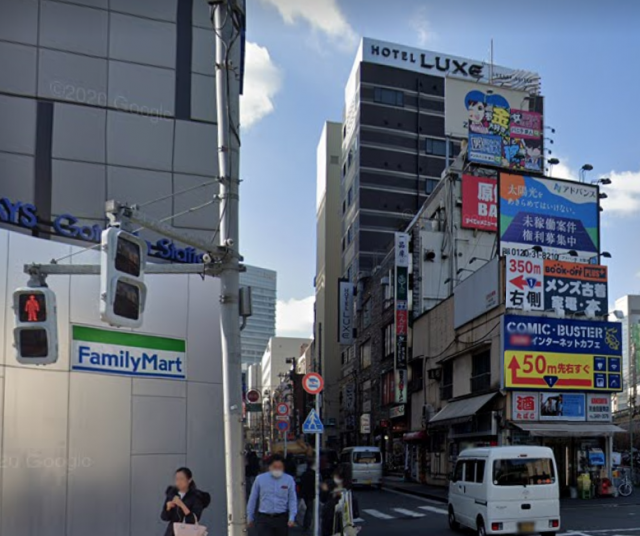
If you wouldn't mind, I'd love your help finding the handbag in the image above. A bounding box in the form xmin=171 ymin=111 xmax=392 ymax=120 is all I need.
xmin=174 ymin=514 xmax=208 ymax=536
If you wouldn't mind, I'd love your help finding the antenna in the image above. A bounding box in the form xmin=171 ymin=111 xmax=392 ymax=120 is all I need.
xmin=490 ymin=38 xmax=494 ymax=83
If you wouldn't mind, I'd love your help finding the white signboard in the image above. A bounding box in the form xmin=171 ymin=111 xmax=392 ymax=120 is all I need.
xmin=360 ymin=414 xmax=371 ymax=434
xmin=395 ymin=232 xmax=410 ymax=268
xmin=587 ymin=394 xmax=612 ymax=422
xmin=512 ymin=391 xmax=539 ymax=421
xmin=338 ymin=279 xmax=354 ymax=345
xmin=72 ymin=325 xmax=186 ymax=379
xmin=390 ymin=405 xmax=405 ymax=419
xmin=505 ymin=255 xmax=544 ymax=311
xmin=445 ymin=78 xmax=530 ymax=139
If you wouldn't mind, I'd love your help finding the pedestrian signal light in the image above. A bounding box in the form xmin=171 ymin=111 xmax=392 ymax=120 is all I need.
xmin=13 ymin=287 xmax=58 ymax=365
xmin=100 ymin=227 xmax=147 ymax=328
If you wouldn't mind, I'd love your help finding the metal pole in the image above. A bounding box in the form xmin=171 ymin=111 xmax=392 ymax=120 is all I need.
xmin=284 ymin=431 xmax=288 ymax=457
xmin=213 ymin=3 xmax=245 ymax=536
xmin=313 ymin=394 xmax=322 ymax=536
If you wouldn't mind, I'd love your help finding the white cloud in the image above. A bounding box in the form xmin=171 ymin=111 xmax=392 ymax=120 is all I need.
xmin=600 ymin=170 xmax=640 ymax=216
xmin=259 ymin=0 xmax=357 ymax=51
xmin=240 ymin=42 xmax=282 ymax=129
xmin=410 ymin=7 xmax=435 ymax=47
xmin=276 ymin=296 xmax=314 ymax=338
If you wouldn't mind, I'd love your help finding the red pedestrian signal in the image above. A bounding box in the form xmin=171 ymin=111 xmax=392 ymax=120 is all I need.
xmin=19 ymin=293 xmax=47 ymax=322
xmin=13 ymin=287 xmax=58 ymax=365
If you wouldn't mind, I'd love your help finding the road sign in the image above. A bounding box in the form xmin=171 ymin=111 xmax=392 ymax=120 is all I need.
xmin=302 ymin=408 xmax=324 ymax=434
xmin=276 ymin=402 xmax=289 ymax=416
xmin=303 ymin=372 xmax=324 ymax=395
xmin=246 ymin=403 xmax=262 ymax=412
xmin=246 ymin=389 xmax=261 ymax=403
xmin=276 ymin=415 xmax=289 ymax=421
xmin=276 ymin=420 xmax=289 ymax=432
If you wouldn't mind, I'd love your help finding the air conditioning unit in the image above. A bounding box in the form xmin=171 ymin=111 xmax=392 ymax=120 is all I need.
xmin=381 ymin=276 xmax=390 ymax=286
xmin=427 ymin=368 xmax=442 ymax=381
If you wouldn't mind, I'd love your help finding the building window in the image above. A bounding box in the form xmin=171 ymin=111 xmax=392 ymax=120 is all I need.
xmin=374 ymin=87 xmax=404 ymax=107
xmin=342 ymin=200 xmax=346 ymax=214
xmin=383 ymin=270 xmax=394 ymax=307
xmin=383 ymin=323 xmax=394 ymax=358
xmin=441 ymin=361 xmax=453 ymax=401
xmin=347 ymin=225 xmax=353 ymax=244
xmin=471 ymin=350 xmax=491 ymax=392
xmin=362 ymin=299 xmax=372 ymax=328
xmin=347 ymin=186 xmax=353 ymax=206
xmin=342 ymin=163 xmax=347 ymax=177
xmin=409 ymin=358 xmax=424 ymax=393
xmin=381 ymin=370 xmax=395 ymax=406
xmin=425 ymin=138 xmax=447 ymax=156
xmin=360 ymin=340 xmax=372 ymax=370
xmin=342 ymin=237 xmax=345 ymax=251
xmin=425 ymin=179 xmax=439 ymax=195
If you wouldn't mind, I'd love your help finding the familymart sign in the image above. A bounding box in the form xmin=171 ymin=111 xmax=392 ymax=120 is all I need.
xmin=72 ymin=325 xmax=186 ymax=379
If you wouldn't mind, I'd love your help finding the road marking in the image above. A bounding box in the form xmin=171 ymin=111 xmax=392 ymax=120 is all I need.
xmin=353 ymin=518 xmax=365 ymax=523
xmin=363 ymin=509 xmax=395 ymax=520
xmin=393 ymin=508 xmax=425 ymax=518
xmin=559 ymin=530 xmax=640 ymax=535
xmin=418 ymin=505 xmax=448 ymax=515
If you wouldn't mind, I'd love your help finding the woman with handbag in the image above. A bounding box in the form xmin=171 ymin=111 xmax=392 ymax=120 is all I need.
xmin=161 ymin=467 xmax=211 ymax=536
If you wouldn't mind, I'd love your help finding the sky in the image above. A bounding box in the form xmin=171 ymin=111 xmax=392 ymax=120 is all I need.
xmin=238 ymin=0 xmax=640 ymax=337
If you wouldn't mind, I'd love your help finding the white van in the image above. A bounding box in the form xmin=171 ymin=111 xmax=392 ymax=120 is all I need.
xmin=340 ymin=447 xmax=383 ymax=487
xmin=448 ymin=446 xmax=560 ymax=536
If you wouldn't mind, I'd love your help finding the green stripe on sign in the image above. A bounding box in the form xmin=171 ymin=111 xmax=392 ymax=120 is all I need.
xmin=73 ymin=325 xmax=186 ymax=352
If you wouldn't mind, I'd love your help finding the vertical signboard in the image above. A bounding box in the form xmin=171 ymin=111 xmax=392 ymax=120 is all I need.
xmin=395 ymin=232 xmax=409 ymax=403
xmin=461 ymin=175 xmax=498 ymax=231
xmin=499 ymin=174 xmax=600 ymax=263
xmin=338 ymin=279 xmax=354 ymax=345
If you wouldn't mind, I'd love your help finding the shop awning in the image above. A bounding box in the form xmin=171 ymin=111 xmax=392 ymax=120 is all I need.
xmin=429 ymin=392 xmax=498 ymax=427
xmin=403 ymin=430 xmax=428 ymax=442
xmin=514 ymin=422 xmax=625 ymax=437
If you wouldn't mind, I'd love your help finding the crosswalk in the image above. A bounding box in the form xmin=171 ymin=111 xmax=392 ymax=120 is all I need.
xmin=361 ymin=505 xmax=447 ymax=521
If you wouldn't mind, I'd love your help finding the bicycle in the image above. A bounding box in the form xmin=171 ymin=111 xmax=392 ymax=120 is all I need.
xmin=618 ymin=468 xmax=634 ymax=497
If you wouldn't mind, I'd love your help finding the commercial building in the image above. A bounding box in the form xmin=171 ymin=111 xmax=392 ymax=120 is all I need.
xmin=260 ymin=337 xmax=312 ymax=394
xmin=0 ymin=1 xmax=242 ymax=533
xmin=612 ymin=295 xmax=640 ymax=411
xmin=240 ymin=265 xmax=277 ymax=367
xmin=314 ymin=121 xmax=343 ymax=448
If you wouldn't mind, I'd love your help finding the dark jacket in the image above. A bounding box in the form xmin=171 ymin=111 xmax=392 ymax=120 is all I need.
xmin=161 ymin=486 xmax=211 ymax=536
xmin=300 ymin=468 xmax=316 ymax=502
xmin=321 ymin=484 xmax=359 ymax=536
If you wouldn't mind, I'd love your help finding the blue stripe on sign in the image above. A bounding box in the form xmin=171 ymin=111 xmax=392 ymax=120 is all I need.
xmin=72 ymin=366 xmax=185 ymax=380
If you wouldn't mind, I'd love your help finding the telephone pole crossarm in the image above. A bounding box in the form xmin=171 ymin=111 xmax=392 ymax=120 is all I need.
xmin=23 ymin=263 xmax=230 ymax=277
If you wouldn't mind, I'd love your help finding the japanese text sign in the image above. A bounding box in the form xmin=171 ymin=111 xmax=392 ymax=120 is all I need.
xmin=395 ymin=233 xmax=409 ymax=376
xmin=503 ymin=315 xmax=623 ymax=392
xmin=506 ymin=255 xmax=608 ymax=316
xmin=587 ymin=394 xmax=612 ymax=422
xmin=499 ymin=174 xmax=599 ymax=263
xmin=512 ymin=392 xmax=539 ymax=421
xmin=461 ymin=175 xmax=497 ymax=231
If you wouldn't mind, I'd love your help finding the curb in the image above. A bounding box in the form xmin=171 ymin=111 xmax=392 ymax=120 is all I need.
xmin=381 ymin=484 xmax=448 ymax=503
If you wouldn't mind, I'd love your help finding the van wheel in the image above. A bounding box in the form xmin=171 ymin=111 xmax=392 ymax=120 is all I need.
xmin=477 ymin=518 xmax=486 ymax=536
xmin=448 ymin=507 xmax=459 ymax=531
xmin=541 ymin=533 xmax=557 ymax=536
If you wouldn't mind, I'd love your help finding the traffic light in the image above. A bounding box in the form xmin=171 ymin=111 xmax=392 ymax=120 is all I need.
xmin=100 ymin=227 xmax=147 ymax=328
xmin=13 ymin=286 xmax=58 ymax=365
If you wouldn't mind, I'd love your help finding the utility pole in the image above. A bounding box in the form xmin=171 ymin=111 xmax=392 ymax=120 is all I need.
xmin=211 ymin=2 xmax=245 ymax=535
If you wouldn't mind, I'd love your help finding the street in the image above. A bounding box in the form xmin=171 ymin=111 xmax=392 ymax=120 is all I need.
xmin=322 ymin=488 xmax=640 ymax=536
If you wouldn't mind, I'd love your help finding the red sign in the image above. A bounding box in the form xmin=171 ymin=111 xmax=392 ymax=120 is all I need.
xmin=461 ymin=175 xmax=497 ymax=231
xmin=246 ymin=389 xmax=260 ymax=403
xmin=302 ymin=373 xmax=324 ymax=395
xmin=276 ymin=420 xmax=289 ymax=432
xmin=276 ymin=403 xmax=289 ymax=416
xmin=512 ymin=391 xmax=539 ymax=421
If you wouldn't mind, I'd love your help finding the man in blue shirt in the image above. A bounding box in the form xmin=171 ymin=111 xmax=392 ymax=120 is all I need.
xmin=247 ymin=454 xmax=298 ymax=536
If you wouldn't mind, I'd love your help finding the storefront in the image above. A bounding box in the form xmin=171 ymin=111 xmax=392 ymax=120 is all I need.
xmin=403 ymin=430 xmax=428 ymax=482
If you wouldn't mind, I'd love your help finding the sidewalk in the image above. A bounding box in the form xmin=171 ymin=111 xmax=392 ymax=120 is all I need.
xmin=381 ymin=476 xmax=640 ymax=507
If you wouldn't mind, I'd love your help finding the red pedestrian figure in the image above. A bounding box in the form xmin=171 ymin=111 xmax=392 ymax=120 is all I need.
xmin=25 ymin=295 xmax=40 ymax=322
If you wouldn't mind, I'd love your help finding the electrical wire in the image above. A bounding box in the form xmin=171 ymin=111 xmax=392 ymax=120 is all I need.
xmin=137 ymin=178 xmax=220 ymax=209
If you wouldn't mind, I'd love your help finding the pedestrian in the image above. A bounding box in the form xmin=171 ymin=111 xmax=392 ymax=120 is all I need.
xmin=160 ymin=467 xmax=211 ymax=536
xmin=247 ymin=454 xmax=298 ymax=536
xmin=246 ymin=449 xmax=261 ymax=490
xmin=285 ymin=453 xmax=297 ymax=478
xmin=299 ymin=459 xmax=317 ymax=533
xmin=321 ymin=468 xmax=359 ymax=536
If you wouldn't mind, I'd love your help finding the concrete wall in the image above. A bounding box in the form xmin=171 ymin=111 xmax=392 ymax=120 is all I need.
xmin=0 ymin=229 xmax=225 ymax=536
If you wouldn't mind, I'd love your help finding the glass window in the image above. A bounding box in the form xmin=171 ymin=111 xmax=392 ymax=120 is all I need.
xmin=425 ymin=179 xmax=439 ymax=195
xmin=360 ymin=340 xmax=372 ymax=369
xmin=453 ymin=461 xmax=464 ymax=482
xmin=426 ymin=138 xmax=447 ymax=156
xmin=354 ymin=451 xmax=381 ymax=464
xmin=374 ymin=87 xmax=404 ymax=107
xmin=348 ymin=186 xmax=353 ymax=206
xmin=493 ymin=458 xmax=556 ymax=486
xmin=475 ymin=460 xmax=486 ymax=483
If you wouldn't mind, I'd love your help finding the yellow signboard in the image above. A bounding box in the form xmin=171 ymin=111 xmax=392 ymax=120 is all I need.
xmin=504 ymin=351 xmax=622 ymax=391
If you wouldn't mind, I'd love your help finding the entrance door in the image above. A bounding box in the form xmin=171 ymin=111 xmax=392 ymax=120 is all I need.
xmin=545 ymin=439 xmax=571 ymax=495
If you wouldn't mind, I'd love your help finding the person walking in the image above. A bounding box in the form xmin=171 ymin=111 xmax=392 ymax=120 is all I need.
xmin=246 ymin=449 xmax=261 ymax=491
xmin=160 ymin=467 xmax=211 ymax=536
xmin=247 ymin=454 xmax=298 ymax=536
xmin=299 ymin=460 xmax=316 ymax=534
xmin=321 ymin=468 xmax=359 ymax=536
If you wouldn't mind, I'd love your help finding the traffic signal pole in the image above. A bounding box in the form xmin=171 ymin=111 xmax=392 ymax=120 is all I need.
xmin=212 ymin=3 xmax=246 ymax=536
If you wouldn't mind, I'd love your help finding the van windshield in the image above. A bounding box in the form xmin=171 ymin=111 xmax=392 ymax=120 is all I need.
xmin=493 ymin=458 xmax=555 ymax=486
xmin=354 ymin=452 xmax=381 ymax=464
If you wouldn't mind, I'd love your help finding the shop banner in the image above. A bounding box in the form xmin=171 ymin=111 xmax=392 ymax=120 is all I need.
xmin=360 ymin=414 xmax=371 ymax=434
xmin=503 ymin=315 xmax=623 ymax=392
xmin=338 ymin=279 xmax=354 ymax=345
xmin=505 ymin=255 xmax=608 ymax=316
xmin=512 ymin=391 xmax=539 ymax=421
xmin=461 ymin=175 xmax=497 ymax=231
xmin=499 ymin=174 xmax=600 ymax=263
xmin=395 ymin=368 xmax=407 ymax=404
xmin=587 ymin=393 xmax=612 ymax=422
xmin=390 ymin=404 xmax=406 ymax=419
xmin=540 ymin=392 xmax=585 ymax=421
xmin=395 ymin=233 xmax=409 ymax=403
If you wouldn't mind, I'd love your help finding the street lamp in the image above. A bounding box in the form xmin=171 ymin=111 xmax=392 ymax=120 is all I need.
xmin=547 ymin=157 xmax=560 ymax=177
xmin=579 ymin=164 xmax=594 ymax=183
xmin=592 ymin=177 xmax=612 ymax=186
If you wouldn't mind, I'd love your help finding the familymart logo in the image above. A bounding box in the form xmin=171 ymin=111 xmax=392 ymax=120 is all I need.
xmin=72 ymin=325 xmax=186 ymax=380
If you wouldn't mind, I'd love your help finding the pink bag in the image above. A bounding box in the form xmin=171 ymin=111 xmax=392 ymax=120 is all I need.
xmin=173 ymin=514 xmax=208 ymax=536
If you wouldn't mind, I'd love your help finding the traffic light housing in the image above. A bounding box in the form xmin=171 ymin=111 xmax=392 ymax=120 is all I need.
xmin=13 ymin=286 xmax=58 ymax=365
xmin=100 ymin=227 xmax=147 ymax=328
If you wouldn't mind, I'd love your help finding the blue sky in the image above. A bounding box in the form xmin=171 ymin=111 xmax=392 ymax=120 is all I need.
xmin=239 ymin=0 xmax=640 ymax=336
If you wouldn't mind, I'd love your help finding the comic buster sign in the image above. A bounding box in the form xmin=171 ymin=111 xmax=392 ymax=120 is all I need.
xmin=505 ymin=255 xmax=608 ymax=316
xmin=461 ymin=175 xmax=497 ymax=231
xmin=502 ymin=315 xmax=622 ymax=392
xmin=499 ymin=174 xmax=600 ymax=263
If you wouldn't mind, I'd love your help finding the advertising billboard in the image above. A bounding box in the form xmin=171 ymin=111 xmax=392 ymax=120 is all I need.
xmin=512 ymin=391 xmax=539 ymax=421
xmin=503 ymin=315 xmax=623 ymax=392
xmin=499 ymin=174 xmax=600 ymax=263
xmin=338 ymin=279 xmax=354 ymax=345
xmin=461 ymin=175 xmax=497 ymax=231
xmin=587 ymin=393 xmax=612 ymax=422
xmin=394 ymin=232 xmax=409 ymax=403
xmin=505 ymin=255 xmax=608 ymax=316
xmin=540 ymin=392 xmax=585 ymax=421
